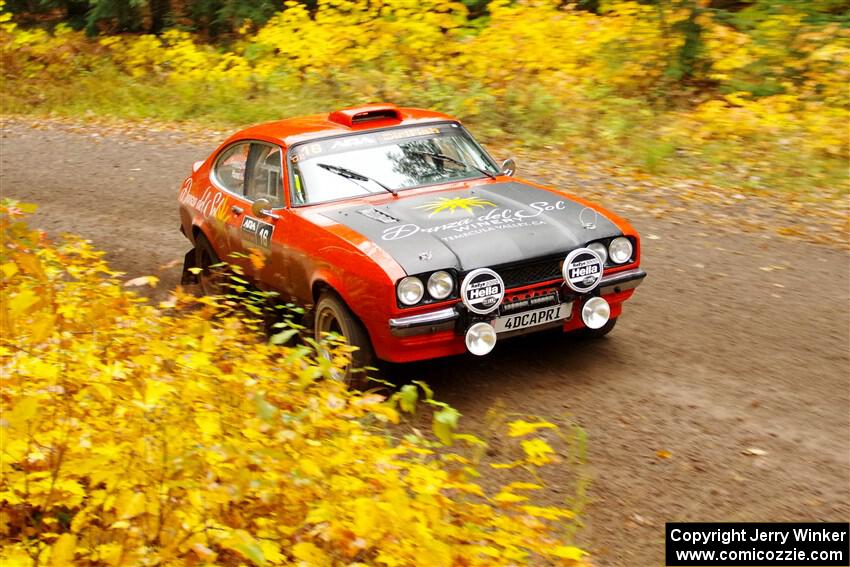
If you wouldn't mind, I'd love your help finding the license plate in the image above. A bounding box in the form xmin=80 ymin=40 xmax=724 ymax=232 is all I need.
xmin=492 ymin=303 xmax=570 ymax=333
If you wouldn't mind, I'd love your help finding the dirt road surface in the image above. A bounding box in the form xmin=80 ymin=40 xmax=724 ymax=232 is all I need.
xmin=3 ymin=120 xmax=848 ymax=566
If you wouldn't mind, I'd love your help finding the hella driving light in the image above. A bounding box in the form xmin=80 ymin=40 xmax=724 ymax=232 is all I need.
xmin=588 ymin=241 xmax=608 ymax=264
xmin=582 ymin=297 xmax=610 ymax=329
xmin=608 ymin=237 xmax=633 ymax=264
xmin=397 ymin=276 xmax=424 ymax=305
xmin=465 ymin=322 xmax=497 ymax=356
xmin=427 ymin=271 xmax=454 ymax=300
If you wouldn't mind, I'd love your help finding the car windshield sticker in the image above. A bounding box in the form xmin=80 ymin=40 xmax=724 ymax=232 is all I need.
xmin=241 ymin=216 xmax=274 ymax=250
xmin=563 ymin=248 xmax=604 ymax=293
xmin=461 ymin=268 xmax=504 ymax=314
xmin=291 ymin=125 xmax=449 ymax=163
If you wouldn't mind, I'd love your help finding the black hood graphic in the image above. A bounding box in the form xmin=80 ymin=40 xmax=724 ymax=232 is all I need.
xmin=322 ymin=182 xmax=622 ymax=275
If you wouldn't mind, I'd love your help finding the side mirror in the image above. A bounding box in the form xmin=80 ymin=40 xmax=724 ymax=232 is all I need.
xmin=500 ymin=158 xmax=516 ymax=177
xmin=251 ymin=197 xmax=280 ymax=220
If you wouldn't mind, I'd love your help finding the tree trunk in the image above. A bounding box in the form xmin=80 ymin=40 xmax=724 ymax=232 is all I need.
xmin=149 ymin=0 xmax=171 ymax=34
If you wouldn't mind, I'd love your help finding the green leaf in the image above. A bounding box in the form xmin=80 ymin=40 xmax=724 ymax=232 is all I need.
xmin=433 ymin=406 xmax=460 ymax=446
xmin=254 ymin=393 xmax=277 ymax=420
xmin=398 ymin=384 xmax=418 ymax=414
xmin=236 ymin=541 xmax=266 ymax=566
xmin=270 ymin=329 xmax=298 ymax=345
xmin=413 ymin=380 xmax=434 ymax=401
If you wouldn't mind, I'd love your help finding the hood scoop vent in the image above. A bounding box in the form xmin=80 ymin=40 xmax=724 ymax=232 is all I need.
xmin=357 ymin=207 xmax=399 ymax=224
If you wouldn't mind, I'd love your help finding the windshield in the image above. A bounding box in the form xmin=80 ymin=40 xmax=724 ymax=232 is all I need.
xmin=288 ymin=123 xmax=498 ymax=205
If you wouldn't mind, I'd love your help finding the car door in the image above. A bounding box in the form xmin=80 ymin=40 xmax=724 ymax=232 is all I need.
xmin=208 ymin=141 xmax=254 ymax=272
xmin=236 ymin=142 xmax=290 ymax=293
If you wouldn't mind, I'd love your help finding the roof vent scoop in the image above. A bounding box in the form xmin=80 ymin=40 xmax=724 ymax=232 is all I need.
xmin=329 ymin=104 xmax=402 ymax=128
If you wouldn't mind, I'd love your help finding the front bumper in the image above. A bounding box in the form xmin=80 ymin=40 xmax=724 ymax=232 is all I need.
xmin=373 ymin=268 xmax=645 ymax=362
xmin=388 ymin=307 xmax=459 ymax=338
xmin=388 ymin=267 xmax=646 ymax=338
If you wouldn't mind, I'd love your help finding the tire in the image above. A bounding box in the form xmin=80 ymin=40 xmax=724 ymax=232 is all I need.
xmin=579 ymin=317 xmax=617 ymax=339
xmin=194 ymin=233 xmax=226 ymax=295
xmin=314 ymin=292 xmax=374 ymax=388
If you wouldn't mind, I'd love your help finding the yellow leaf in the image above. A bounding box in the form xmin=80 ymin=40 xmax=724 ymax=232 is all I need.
xmin=521 ymin=438 xmax=556 ymax=466
xmin=489 ymin=461 xmax=523 ymax=469
xmin=353 ymin=497 xmax=376 ymax=537
xmin=656 ymin=450 xmax=672 ymax=460
xmin=521 ymin=505 xmax=575 ymax=520
xmin=13 ymin=252 xmax=45 ymax=280
xmin=8 ymin=289 xmax=39 ymax=319
xmin=141 ymin=381 xmax=173 ymax=407
xmin=551 ymin=545 xmax=585 ymax=560
xmin=182 ymin=351 xmax=211 ymax=370
xmin=258 ymin=540 xmax=282 ymax=563
xmin=195 ymin=413 xmax=221 ymax=438
xmin=114 ymin=491 xmax=145 ymax=520
xmin=9 ymin=397 xmax=39 ymax=428
xmin=299 ymin=458 xmax=322 ymax=478
xmin=94 ymin=543 xmax=122 ymax=566
xmin=493 ymin=491 xmax=527 ymax=503
xmin=28 ymin=314 xmax=55 ymax=344
xmin=292 ymin=542 xmax=329 ymax=566
xmin=30 ymin=360 xmax=59 ymax=380
xmin=1 ymin=262 xmax=19 ymax=279
xmin=508 ymin=419 xmax=557 ymax=437
xmin=453 ymin=433 xmax=486 ymax=446
xmin=49 ymin=533 xmax=76 ymax=566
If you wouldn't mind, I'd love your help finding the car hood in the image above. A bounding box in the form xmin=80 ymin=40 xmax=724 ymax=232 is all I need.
xmin=321 ymin=181 xmax=622 ymax=275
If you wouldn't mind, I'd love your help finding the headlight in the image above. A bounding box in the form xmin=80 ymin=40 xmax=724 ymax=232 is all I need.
xmin=427 ymin=271 xmax=454 ymax=300
xmin=397 ymin=276 xmax=424 ymax=305
xmin=588 ymin=242 xmax=608 ymax=264
xmin=608 ymin=237 xmax=633 ymax=264
xmin=582 ymin=297 xmax=610 ymax=329
xmin=465 ymin=322 xmax=497 ymax=356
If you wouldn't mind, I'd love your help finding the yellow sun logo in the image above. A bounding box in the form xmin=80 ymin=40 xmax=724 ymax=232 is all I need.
xmin=416 ymin=196 xmax=497 ymax=216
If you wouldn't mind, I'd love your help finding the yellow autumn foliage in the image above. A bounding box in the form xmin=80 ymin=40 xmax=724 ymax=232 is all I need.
xmin=0 ymin=202 xmax=587 ymax=566
xmin=1 ymin=0 xmax=847 ymax=191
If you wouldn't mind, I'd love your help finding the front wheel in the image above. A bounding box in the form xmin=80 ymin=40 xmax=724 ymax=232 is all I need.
xmin=314 ymin=292 xmax=374 ymax=388
xmin=578 ymin=317 xmax=617 ymax=339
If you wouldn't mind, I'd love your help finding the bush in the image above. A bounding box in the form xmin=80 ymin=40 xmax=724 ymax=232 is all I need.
xmin=0 ymin=202 xmax=588 ymax=566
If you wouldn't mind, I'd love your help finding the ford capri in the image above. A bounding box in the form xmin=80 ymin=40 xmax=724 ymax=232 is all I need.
xmin=178 ymin=103 xmax=646 ymax=382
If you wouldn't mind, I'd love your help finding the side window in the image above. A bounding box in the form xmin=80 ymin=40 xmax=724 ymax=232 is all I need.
xmin=213 ymin=143 xmax=250 ymax=195
xmin=245 ymin=143 xmax=284 ymax=207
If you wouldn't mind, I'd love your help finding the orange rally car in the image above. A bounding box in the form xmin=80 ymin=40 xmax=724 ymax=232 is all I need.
xmin=178 ymin=103 xmax=645 ymax=379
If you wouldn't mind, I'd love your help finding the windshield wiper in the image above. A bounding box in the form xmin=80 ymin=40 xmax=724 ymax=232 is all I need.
xmin=408 ymin=150 xmax=496 ymax=180
xmin=317 ymin=163 xmax=397 ymax=197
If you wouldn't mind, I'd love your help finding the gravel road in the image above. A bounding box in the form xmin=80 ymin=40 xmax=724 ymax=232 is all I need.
xmin=2 ymin=119 xmax=848 ymax=566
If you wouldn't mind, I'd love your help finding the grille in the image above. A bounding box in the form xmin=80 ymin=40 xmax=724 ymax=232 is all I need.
xmin=496 ymin=257 xmax=563 ymax=289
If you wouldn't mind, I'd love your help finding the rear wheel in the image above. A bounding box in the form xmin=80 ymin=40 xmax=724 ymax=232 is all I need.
xmin=314 ymin=292 xmax=374 ymax=388
xmin=194 ymin=233 xmax=226 ymax=295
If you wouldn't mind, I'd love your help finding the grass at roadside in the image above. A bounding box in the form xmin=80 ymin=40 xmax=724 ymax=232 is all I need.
xmin=5 ymin=73 xmax=847 ymax=202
